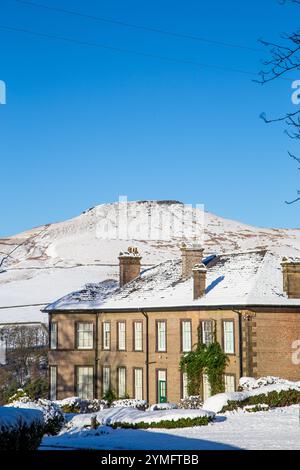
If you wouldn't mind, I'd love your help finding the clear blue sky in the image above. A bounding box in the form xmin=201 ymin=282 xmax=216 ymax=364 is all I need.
xmin=0 ymin=0 xmax=300 ymax=236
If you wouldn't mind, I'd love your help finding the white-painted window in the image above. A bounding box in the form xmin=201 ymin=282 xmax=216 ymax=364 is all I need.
xmin=118 ymin=322 xmax=126 ymax=351
xmin=133 ymin=321 xmax=143 ymax=351
xmin=182 ymin=321 xmax=192 ymax=352
xmin=102 ymin=366 xmax=110 ymax=396
xmin=76 ymin=323 xmax=93 ymax=349
xmin=49 ymin=366 xmax=57 ymax=401
xmin=224 ymin=374 xmax=236 ymax=393
xmin=201 ymin=320 xmax=214 ymax=345
xmin=182 ymin=372 xmax=189 ymax=399
xmin=157 ymin=321 xmax=166 ymax=352
xmin=50 ymin=322 xmax=57 ymax=350
xmin=223 ymin=321 xmax=235 ymax=354
xmin=134 ymin=368 xmax=143 ymax=400
xmin=203 ymin=373 xmax=211 ymax=401
xmin=118 ymin=367 xmax=126 ymax=398
xmin=103 ymin=322 xmax=111 ymax=350
xmin=77 ymin=367 xmax=94 ymax=400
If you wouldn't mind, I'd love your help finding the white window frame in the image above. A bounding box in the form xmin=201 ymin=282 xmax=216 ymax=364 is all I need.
xmin=49 ymin=366 xmax=57 ymax=401
xmin=203 ymin=373 xmax=211 ymax=401
xmin=223 ymin=321 xmax=235 ymax=354
xmin=102 ymin=322 xmax=111 ymax=350
xmin=118 ymin=367 xmax=126 ymax=398
xmin=182 ymin=320 xmax=192 ymax=352
xmin=134 ymin=368 xmax=143 ymax=400
xmin=50 ymin=322 xmax=57 ymax=350
xmin=182 ymin=372 xmax=189 ymax=399
xmin=133 ymin=321 xmax=143 ymax=351
xmin=201 ymin=320 xmax=214 ymax=345
xmin=117 ymin=322 xmax=126 ymax=351
xmin=224 ymin=374 xmax=236 ymax=393
xmin=157 ymin=321 xmax=167 ymax=352
xmin=76 ymin=323 xmax=94 ymax=350
xmin=102 ymin=366 xmax=110 ymax=396
xmin=77 ymin=366 xmax=94 ymax=400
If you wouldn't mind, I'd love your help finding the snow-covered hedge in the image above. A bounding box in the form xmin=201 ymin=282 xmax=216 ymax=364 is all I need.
xmin=6 ymin=398 xmax=65 ymax=435
xmin=203 ymin=378 xmax=300 ymax=413
xmin=239 ymin=376 xmax=300 ymax=391
xmin=0 ymin=406 xmax=44 ymax=450
xmin=55 ymin=397 xmax=108 ymax=414
xmin=111 ymin=399 xmax=147 ymax=410
xmin=148 ymin=402 xmax=178 ymax=411
xmin=179 ymin=396 xmax=203 ymax=409
xmin=67 ymin=407 xmax=215 ymax=430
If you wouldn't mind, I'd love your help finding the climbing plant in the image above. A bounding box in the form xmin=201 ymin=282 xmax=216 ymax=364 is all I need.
xmin=180 ymin=342 xmax=229 ymax=397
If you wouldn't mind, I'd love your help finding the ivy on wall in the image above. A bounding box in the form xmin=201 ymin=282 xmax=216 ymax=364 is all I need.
xmin=180 ymin=342 xmax=229 ymax=397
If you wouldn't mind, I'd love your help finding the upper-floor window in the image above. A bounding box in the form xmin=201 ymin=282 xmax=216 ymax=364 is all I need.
xmin=117 ymin=321 xmax=126 ymax=351
xmin=201 ymin=320 xmax=215 ymax=345
xmin=181 ymin=320 xmax=192 ymax=352
xmin=223 ymin=320 xmax=235 ymax=354
xmin=133 ymin=321 xmax=143 ymax=351
xmin=102 ymin=322 xmax=111 ymax=350
xmin=50 ymin=322 xmax=57 ymax=350
xmin=156 ymin=321 xmax=167 ymax=352
xmin=76 ymin=323 xmax=94 ymax=350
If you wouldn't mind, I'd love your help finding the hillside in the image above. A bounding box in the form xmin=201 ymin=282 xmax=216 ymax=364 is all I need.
xmin=1 ymin=200 xmax=300 ymax=324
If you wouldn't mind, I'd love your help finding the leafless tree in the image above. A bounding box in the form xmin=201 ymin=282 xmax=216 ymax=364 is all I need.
xmin=258 ymin=0 xmax=300 ymax=203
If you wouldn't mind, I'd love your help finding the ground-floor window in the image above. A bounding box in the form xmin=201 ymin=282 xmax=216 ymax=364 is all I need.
xmin=118 ymin=367 xmax=127 ymax=398
xmin=202 ymin=373 xmax=211 ymax=401
xmin=134 ymin=368 xmax=143 ymax=400
xmin=224 ymin=374 xmax=236 ymax=392
xmin=76 ymin=366 xmax=94 ymax=400
xmin=102 ymin=366 xmax=110 ymax=396
xmin=157 ymin=369 xmax=167 ymax=403
xmin=49 ymin=366 xmax=57 ymax=401
xmin=182 ymin=372 xmax=189 ymax=399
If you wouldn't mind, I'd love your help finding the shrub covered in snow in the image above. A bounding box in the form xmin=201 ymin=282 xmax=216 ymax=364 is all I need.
xmin=56 ymin=397 xmax=108 ymax=414
xmin=148 ymin=402 xmax=178 ymax=411
xmin=244 ymin=404 xmax=270 ymax=413
xmin=179 ymin=396 xmax=203 ymax=409
xmin=111 ymin=399 xmax=147 ymax=410
xmin=239 ymin=376 xmax=300 ymax=391
xmin=6 ymin=398 xmax=65 ymax=435
xmin=67 ymin=406 xmax=215 ymax=431
xmin=222 ymin=389 xmax=300 ymax=413
xmin=0 ymin=406 xmax=44 ymax=450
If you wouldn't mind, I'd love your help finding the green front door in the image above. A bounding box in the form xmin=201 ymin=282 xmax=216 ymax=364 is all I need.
xmin=158 ymin=379 xmax=167 ymax=403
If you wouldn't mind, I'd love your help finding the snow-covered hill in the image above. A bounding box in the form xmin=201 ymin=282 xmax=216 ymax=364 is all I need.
xmin=1 ymin=200 xmax=300 ymax=324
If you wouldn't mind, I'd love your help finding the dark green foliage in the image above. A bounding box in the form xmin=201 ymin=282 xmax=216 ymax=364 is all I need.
xmin=25 ymin=378 xmax=48 ymax=401
xmin=0 ymin=421 xmax=44 ymax=451
xmin=103 ymin=389 xmax=117 ymax=405
xmin=180 ymin=342 xmax=229 ymax=396
xmin=221 ymin=389 xmax=300 ymax=412
xmin=111 ymin=415 xmax=212 ymax=429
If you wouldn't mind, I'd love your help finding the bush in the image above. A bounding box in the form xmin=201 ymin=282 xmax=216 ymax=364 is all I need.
xmin=244 ymin=404 xmax=270 ymax=413
xmin=103 ymin=389 xmax=117 ymax=405
xmin=112 ymin=399 xmax=147 ymax=410
xmin=57 ymin=397 xmax=108 ymax=414
xmin=111 ymin=416 xmax=212 ymax=429
xmin=6 ymin=398 xmax=65 ymax=436
xmin=179 ymin=396 xmax=203 ymax=409
xmin=221 ymin=389 xmax=300 ymax=412
xmin=0 ymin=407 xmax=44 ymax=450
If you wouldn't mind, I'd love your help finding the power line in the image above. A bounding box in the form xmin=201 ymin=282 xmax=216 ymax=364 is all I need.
xmin=0 ymin=24 xmax=259 ymax=77
xmin=11 ymin=0 xmax=263 ymax=53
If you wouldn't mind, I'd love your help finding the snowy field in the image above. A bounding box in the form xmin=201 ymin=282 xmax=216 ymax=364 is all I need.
xmin=40 ymin=406 xmax=300 ymax=450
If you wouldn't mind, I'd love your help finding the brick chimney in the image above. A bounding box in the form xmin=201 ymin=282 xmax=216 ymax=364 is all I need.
xmin=281 ymin=257 xmax=300 ymax=298
xmin=119 ymin=247 xmax=142 ymax=287
xmin=180 ymin=243 xmax=204 ymax=279
xmin=192 ymin=263 xmax=207 ymax=300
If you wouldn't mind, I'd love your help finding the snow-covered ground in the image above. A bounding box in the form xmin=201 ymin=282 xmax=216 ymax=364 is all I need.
xmin=40 ymin=406 xmax=300 ymax=450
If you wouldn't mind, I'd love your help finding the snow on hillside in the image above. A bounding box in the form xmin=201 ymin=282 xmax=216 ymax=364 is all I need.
xmin=1 ymin=200 xmax=300 ymax=324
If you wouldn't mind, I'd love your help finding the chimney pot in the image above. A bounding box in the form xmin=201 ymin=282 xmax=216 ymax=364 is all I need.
xmin=119 ymin=247 xmax=142 ymax=287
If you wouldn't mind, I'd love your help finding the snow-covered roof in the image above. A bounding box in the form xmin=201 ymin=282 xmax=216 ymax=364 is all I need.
xmin=45 ymin=249 xmax=300 ymax=312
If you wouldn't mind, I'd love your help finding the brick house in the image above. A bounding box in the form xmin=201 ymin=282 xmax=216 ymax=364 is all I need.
xmin=45 ymin=246 xmax=300 ymax=404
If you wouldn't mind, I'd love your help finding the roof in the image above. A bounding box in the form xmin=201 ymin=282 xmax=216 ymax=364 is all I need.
xmin=44 ymin=249 xmax=300 ymax=312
